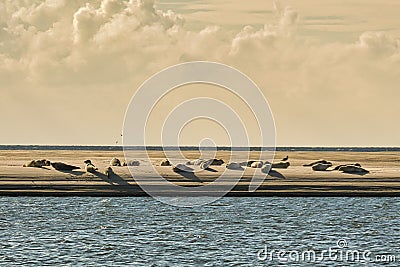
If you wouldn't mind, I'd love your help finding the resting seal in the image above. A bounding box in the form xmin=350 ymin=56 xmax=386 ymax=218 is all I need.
xmin=303 ymin=160 xmax=332 ymax=167
xmin=51 ymin=162 xmax=80 ymax=171
xmin=272 ymin=162 xmax=290 ymax=169
xmin=110 ymin=158 xmax=121 ymax=166
xmin=210 ymin=159 xmax=224 ymax=165
xmin=172 ymin=164 xmax=193 ymax=172
xmin=123 ymin=160 xmax=140 ymax=166
xmin=250 ymin=161 xmax=263 ymax=168
xmin=104 ymin=167 xmax=113 ymax=178
xmin=312 ymin=163 xmax=332 ymax=171
xmin=226 ymin=162 xmax=243 ymax=170
xmin=338 ymin=165 xmax=369 ymax=174
xmin=333 ymin=163 xmax=361 ymax=171
xmin=186 ymin=159 xmax=206 ymax=165
xmin=160 ymin=159 xmax=171 ymax=166
xmin=84 ymin=160 xmax=98 ymax=173
xmin=23 ymin=159 xmax=50 ymax=168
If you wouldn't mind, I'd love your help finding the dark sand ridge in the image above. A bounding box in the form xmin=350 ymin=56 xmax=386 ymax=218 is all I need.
xmin=0 ymin=150 xmax=399 ymax=196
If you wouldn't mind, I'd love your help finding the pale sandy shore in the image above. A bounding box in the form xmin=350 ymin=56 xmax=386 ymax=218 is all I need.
xmin=0 ymin=150 xmax=400 ymax=196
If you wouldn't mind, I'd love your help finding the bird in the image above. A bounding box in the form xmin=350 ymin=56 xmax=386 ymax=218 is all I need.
xmin=84 ymin=160 xmax=98 ymax=173
xmin=281 ymin=155 xmax=289 ymax=161
xmin=50 ymin=162 xmax=80 ymax=171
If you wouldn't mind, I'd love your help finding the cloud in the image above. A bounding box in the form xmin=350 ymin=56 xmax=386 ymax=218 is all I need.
xmin=0 ymin=0 xmax=399 ymax=145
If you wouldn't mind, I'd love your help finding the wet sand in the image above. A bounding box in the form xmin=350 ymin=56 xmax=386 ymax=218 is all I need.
xmin=0 ymin=150 xmax=399 ymax=196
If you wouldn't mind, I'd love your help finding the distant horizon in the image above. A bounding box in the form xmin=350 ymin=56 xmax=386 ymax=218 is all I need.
xmin=1 ymin=144 xmax=400 ymax=150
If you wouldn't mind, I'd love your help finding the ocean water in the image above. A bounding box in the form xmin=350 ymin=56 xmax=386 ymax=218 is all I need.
xmin=0 ymin=197 xmax=399 ymax=266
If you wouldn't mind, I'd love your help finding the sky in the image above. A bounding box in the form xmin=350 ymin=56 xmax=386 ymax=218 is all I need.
xmin=0 ymin=0 xmax=399 ymax=146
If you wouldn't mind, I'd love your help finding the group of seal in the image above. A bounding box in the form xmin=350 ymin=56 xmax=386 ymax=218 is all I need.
xmin=304 ymin=160 xmax=369 ymax=174
xmin=23 ymin=155 xmax=369 ymax=176
xmin=110 ymin=158 xmax=140 ymax=167
xmin=158 ymin=156 xmax=291 ymax=172
xmin=23 ymin=159 xmax=81 ymax=171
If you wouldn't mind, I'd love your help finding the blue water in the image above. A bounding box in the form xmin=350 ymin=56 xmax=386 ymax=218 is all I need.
xmin=0 ymin=197 xmax=399 ymax=266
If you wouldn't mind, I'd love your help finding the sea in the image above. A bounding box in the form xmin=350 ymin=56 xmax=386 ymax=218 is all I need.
xmin=0 ymin=197 xmax=399 ymax=266
xmin=0 ymin=146 xmax=399 ymax=266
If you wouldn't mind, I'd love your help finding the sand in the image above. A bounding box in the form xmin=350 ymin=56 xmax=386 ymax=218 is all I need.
xmin=0 ymin=149 xmax=399 ymax=196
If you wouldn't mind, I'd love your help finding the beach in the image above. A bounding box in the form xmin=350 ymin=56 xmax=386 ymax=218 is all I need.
xmin=0 ymin=149 xmax=399 ymax=196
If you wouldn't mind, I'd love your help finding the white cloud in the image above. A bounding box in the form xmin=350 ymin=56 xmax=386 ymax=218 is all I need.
xmin=0 ymin=0 xmax=399 ymax=145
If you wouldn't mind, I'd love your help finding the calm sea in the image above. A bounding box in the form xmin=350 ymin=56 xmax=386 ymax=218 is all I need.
xmin=0 ymin=197 xmax=399 ymax=266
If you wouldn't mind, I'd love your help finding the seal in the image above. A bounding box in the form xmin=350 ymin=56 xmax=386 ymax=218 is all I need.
xmin=84 ymin=160 xmax=98 ymax=173
xmin=238 ymin=160 xmax=257 ymax=167
xmin=50 ymin=162 xmax=80 ymax=171
xmin=338 ymin=165 xmax=369 ymax=174
xmin=312 ymin=163 xmax=332 ymax=171
xmin=226 ymin=162 xmax=243 ymax=170
xmin=303 ymin=160 xmax=331 ymax=167
xmin=123 ymin=160 xmax=140 ymax=166
xmin=186 ymin=159 xmax=205 ymax=165
xmin=210 ymin=159 xmax=224 ymax=165
xmin=199 ymin=159 xmax=213 ymax=170
xmin=23 ymin=159 xmax=50 ymax=168
xmin=250 ymin=161 xmax=263 ymax=168
xmin=333 ymin=163 xmax=361 ymax=171
xmin=271 ymin=162 xmax=290 ymax=169
xmin=110 ymin=158 xmax=121 ymax=166
xmin=104 ymin=166 xmax=113 ymax=178
xmin=160 ymin=159 xmax=171 ymax=166
xmin=172 ymin=163 xmax=193 ymax=172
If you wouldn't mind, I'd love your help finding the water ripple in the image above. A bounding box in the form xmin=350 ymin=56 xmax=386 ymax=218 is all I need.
xmin=0 ymin=197 xmax=399 ymax=266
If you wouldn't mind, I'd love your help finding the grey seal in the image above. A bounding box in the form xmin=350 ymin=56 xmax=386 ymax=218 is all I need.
xmin=50 ymin=162 xmax=80 ymax=171
xmin=110 ymin=158 xmax=121 ymax=166
xmin=160 ymin=159 xmax=171 ymax=166
xmin=272 ymin=162 xmax=290 ymax=169
xmin=84 ymin=160 xmax=97 ymax=173
xmin=226 ymin=162 xmax=243 ymax=170
xmin=303 ymin=160 xmax=332 ymax=167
